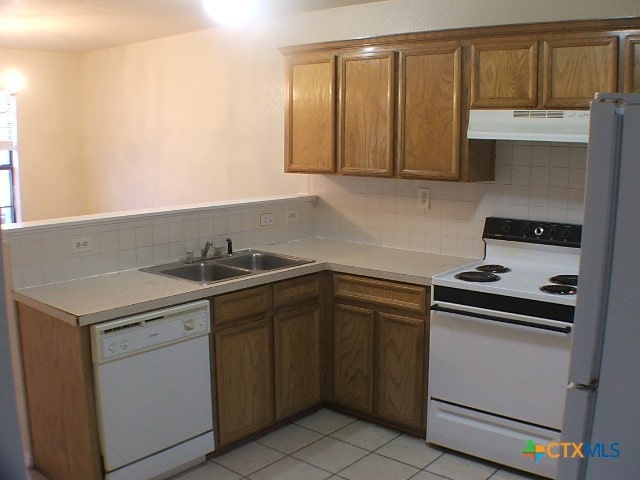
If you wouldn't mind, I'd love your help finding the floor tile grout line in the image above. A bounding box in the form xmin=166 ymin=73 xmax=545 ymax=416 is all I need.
xmin=212 ymin=442 xmax=286 ymax=478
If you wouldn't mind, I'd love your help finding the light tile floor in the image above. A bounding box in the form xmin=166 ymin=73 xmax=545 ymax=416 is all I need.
xmin=173 ymin=408 xmax=544 ymax=480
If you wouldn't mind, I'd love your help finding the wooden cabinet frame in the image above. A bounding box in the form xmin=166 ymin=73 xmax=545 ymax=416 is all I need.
xmin=284 ymin=52 xmax=336 ymax=173
xmin=397 ymin=42 xmax=462 ymax=180
xmin=274 ymin=303 xmax=322 ymax=420
xmin=542 ymin=33 xmax=618 ymax=108
xmin=623 ymin=34 xmax=640 ymax=93
xmin=331 ymin=274 xmax=429 ymax=433
xmin=214 ymin=317 xmax=275 ymax=447
xmin=470 ymin=38 xmax=538 ymax=108
xmin=337 ymin=49 xmax=396 ymax=177
xmin=333 ymin=303 xmax=375 ymax=413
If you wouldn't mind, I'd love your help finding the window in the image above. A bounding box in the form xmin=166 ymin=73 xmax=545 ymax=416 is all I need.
xmin=0 ymin=91 xmax=18 ymax=224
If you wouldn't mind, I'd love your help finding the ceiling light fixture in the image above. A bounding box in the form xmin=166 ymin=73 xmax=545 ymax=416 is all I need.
xmin=0 ymin=70 xmax=26 ymax=94
xmin=202 ymin=0 xmax=261 ymax=25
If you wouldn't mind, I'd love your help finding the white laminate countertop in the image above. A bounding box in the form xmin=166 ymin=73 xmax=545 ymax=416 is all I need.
xmin=12 ymin=239 xmax=475 ymax=327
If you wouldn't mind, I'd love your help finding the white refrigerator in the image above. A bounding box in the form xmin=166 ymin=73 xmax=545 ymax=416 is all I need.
xmin=557 ymin=93 xmax=640 ymax=479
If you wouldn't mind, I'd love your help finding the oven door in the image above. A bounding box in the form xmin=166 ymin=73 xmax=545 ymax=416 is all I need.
xmin=429 ymin=302 xmax=572 ymax=430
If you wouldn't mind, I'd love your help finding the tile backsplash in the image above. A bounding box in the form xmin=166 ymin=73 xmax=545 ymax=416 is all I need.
xmin=4 ymin=196 xmax=314 ymax=288
xmin=312 ymin=141 xmax=587 ymax=259
xmin=3 ymin=141 xmax=587 ymax=289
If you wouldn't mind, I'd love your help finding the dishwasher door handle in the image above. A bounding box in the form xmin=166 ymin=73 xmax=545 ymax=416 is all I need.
xmin=430 ymin=304 xmax=572 ymax=334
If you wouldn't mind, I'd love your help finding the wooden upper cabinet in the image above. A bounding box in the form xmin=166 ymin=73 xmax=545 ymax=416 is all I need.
xmin=470 ymin=38 xmax=538 ymax=108
xmin=623 ymin=35 xmax=640 ymax=93
xmin=542 ymin=34 xmax=618 ymax=108
xmin=285 ymin=52 xmax=336 ymax=173
xmin=338 ymin=49 xmax=395 ymax=177
xmin=397 ymin=43 xmax=462 ymax=180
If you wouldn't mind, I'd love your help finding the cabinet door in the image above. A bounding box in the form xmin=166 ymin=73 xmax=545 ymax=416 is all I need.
xmin=338 ymin=50 xmax=395 ymax=177
xmin=285 ymin=52 xmax=336 ymax=173
xmin=542 ymin=34 xmax=618 ymax=108
xmin=376 ymin=312 xmax=426 ymax=430
xmin=214 ymin=318 xmax=274 ymax=446
xmin=397 ymin=43 xmax=461 ymax=180
xmin=274 ymin=304 xmax=322 ymax=420
xmin=623 ymin=35 xmax=640 ymax=93
xmin=470 ymin=38 xmax=538 ymax=108
xmin=333 ymin=303 xmax=374 ymax=413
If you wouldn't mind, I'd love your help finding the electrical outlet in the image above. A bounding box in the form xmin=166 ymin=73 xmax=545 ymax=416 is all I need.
xmin=284 ymin=209 xmax=298 ymax=223
xmin=71 ymin=237 xmax=93 ymax=254
xmin=417 ymin=187 xmax=431 ymax=209
xmin=260 ymin=213 xmax=275 ymax=227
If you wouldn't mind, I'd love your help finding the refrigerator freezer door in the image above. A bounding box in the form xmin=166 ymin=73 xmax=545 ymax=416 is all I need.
xmin=567 ymin=99 xmax=620 ymax=386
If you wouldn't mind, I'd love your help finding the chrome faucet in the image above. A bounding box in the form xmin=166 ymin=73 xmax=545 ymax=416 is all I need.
xmin=226 ymin=237 xmax=233 ymax=255
xmin=201 ymin=240 xmax=214 ymax=259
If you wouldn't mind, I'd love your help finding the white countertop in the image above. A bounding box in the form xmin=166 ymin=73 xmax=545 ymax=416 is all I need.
xmin=12 ymin=239 xmax=474 ymax=327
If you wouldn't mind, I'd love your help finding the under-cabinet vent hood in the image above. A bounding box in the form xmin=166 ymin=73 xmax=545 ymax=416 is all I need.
xmin=467 ymin=109 xmax=590 ymax=143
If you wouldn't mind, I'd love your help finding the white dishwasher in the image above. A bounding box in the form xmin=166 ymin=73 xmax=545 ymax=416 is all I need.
xmin=91 ymin=300 xmax=214 ymax=480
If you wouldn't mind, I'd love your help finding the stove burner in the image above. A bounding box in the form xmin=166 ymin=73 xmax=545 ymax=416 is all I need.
xmin=549 ymin=275 xmax=578 ymax=287
xmin=455 ymin=271 xmax=501 ymax=282
xmin=540 ymin=284 xmax=577 ymax=295
xmin=476 ymin=264 xmax=511 ymax=274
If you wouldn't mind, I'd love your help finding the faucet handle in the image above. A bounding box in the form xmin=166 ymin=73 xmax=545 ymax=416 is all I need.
xmin=226 ymin=237 xmax=233 ymax=255
xmin=201 ymin=240 xmax=214 ymax=258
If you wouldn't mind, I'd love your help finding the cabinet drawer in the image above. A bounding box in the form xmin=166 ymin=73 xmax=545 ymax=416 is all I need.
xmin=333 ymin=274 xmax=427 ymax=313
xmin=213 ymin=285 xmax=271 ymax=325
xmin=273 ymin=274 xmax=320 ymax=309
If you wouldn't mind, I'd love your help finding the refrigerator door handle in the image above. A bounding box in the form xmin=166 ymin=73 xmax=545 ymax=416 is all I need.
xmin=568 ymin=381 xmax=598 ymax=390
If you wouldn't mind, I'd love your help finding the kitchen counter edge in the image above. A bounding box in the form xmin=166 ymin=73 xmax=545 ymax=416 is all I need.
xmin=11 ymin=239 xmax=474 ymax=327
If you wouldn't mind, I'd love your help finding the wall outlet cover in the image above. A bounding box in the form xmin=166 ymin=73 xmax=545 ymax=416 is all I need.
xmin=284 ymin=209 xmax=298 ymax=223
xmin=417 ymin=187 xmax=431 ymax=209
xmin=71 ymin=237 xmax=93 ymax=253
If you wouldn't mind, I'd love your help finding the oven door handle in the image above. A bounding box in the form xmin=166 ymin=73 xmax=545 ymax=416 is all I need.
xmin=430 ymin=305 xmax=572 ymax=334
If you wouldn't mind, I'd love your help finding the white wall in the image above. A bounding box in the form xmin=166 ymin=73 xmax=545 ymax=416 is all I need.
xmin=0 ymin=49 xmax=84 ymax=221
xmin=79 ymin=28 xmax=309 ymax=213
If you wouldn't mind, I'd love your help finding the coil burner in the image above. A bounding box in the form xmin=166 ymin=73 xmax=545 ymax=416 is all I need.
xmin=454 ymin=271 xmax=501 ymax=282
xmin=540 ymin=284 xmax=577 ymax=295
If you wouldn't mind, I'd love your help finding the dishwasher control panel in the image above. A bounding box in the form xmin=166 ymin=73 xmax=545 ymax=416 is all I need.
xmin=91 ymin=300 xmax=210 ymax=363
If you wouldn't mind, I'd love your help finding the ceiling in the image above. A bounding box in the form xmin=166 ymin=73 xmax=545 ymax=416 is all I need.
xmin=0 ymin=0 xmax=384 ymax=53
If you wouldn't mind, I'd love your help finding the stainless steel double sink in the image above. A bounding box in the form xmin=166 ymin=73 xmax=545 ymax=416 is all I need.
xmin=140 ymin=250 xmax=315 ymax=284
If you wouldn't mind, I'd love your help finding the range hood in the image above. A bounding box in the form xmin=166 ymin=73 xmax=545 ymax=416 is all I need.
xmin=467 ymin=109 xmax=590 ymax=143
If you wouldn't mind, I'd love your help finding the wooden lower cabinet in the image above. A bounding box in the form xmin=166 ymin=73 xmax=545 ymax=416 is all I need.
xmin=333 ymin=303 xmax=375 ymax=414
xmin=17 ymin=303 xmax=103 ymax=480
xmin=213 ymin=317 xmax=274 ymax=447
xmin=332 ymin=274 xmax=429 ymax=432
xmin=274 ymin=304 xmax=322 ymax=420
xmin=376 ymin=312 xmax=426 ymax=429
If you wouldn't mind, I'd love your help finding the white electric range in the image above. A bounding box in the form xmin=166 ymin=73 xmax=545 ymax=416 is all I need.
xmin=427 ymin=216 xmax=581 ymax=479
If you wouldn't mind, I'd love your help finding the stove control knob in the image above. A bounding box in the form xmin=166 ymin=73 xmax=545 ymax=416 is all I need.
xmin=548 ymin=224 xmax=559 ymax=238
xmin=522 ymin=222 xmax=531 ymax=236
xmin=184 ymin=319 xmax=196 ymax=332
xmin=502 ymin=220 xmax=512 ymax=233
xmin=534 ymin=226 xmax=544 ymax=237
xmin=562 ymin=226 xmax=572 ymax=240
